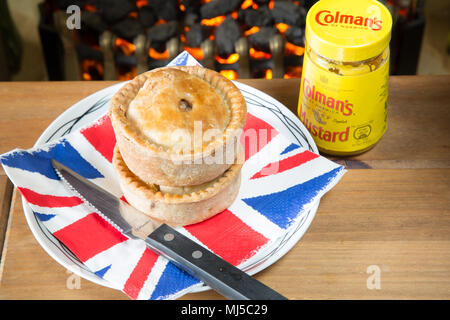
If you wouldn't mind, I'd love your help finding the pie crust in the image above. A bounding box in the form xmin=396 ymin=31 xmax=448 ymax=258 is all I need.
xmin=109 ymin=66 xmax=247 ymax=186
xmin=112 ymin=145 xmax=243 ymax=227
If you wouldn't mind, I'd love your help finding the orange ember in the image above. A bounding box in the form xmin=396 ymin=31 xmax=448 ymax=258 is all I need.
xmin=184 ymin=47 xmax=204 ymax=60
xmin=115 ymin=38 xmax=136 ymax=56
xmin=275 ymin=23 xmax=290 ymax=35
xmin=244 ymin=26 xmax=260 ymax=36
xmin=117 ymin=67 xmax=137 ymax=81
xmin=264 ymin=69 xmax=273 ymax=79
xmin=81 ymin=59 xmax=104 ymax=80
xmin=284 ymin=42 xmax=305 ymax=56
xmin=283 ymin=66 xmax=303 ymax=78
xmin=249 ymin=48 xmax=271 ymax=59
xmin=85 ymin=4 xmax=97 ymax=12
xmin=201 ymin=15 xmax=225 ymax=27
xmin=136 ymin=0 xmax=148 ymax=9
xmin=155 ymin=19 xmax=166 ymax=26
xmin=149 ymin=48 xmax=170 ymax=60
xmin=241 ymin=0 xmax=253 ymax=10
xmin=216 ymin=53 xmax=240 ymax=64
xmin=220 ymin=70 xmax=238 ymax=80
xmin=268 ymin=0 xmax=275 ymax=10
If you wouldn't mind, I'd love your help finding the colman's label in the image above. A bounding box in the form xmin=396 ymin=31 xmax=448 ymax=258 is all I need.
xmin=298 ymin=50 xmax=389 ymax=153
xmin=298 ymin=0 xmax=392 ymax=155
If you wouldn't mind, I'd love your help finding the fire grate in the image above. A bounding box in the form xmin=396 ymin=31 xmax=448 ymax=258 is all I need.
xmin=43 ymin=0 xmax=308 ymax=80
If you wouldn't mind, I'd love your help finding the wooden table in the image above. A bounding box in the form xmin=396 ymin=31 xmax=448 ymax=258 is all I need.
xmin=0 ymin=76 xmax=449 ymax=300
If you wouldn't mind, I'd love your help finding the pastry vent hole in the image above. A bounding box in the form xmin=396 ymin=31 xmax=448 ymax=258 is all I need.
xmin=179 ymin=99 xmax=193 ymax=112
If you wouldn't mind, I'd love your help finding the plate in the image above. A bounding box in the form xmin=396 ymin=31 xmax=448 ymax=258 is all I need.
xmin=22 ymin=81 xmax=320 ymax=294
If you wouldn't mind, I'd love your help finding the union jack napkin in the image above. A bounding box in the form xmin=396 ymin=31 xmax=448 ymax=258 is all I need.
xmin=1 ymin=52 xmax=346 ymax=300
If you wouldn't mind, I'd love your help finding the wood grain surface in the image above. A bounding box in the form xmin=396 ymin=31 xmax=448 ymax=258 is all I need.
xmin=0 ymin=76 xmax=449 ymax=300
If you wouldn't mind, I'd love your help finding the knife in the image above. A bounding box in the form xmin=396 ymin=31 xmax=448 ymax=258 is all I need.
xmin=51 ymin=160 xmax=287 ymax=300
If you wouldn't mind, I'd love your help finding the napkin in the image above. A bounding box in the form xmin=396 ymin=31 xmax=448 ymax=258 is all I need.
xmin=0 ymin=52 xmax=346 ymax=300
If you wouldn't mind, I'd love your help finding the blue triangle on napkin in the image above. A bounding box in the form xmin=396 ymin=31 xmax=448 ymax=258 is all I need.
xmin=242 ymin=166 xmax=343 ymax=228
xmin=0 ymin=139 xmax=103 ymax=180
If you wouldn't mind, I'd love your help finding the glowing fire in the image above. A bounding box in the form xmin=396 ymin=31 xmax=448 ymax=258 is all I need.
xmin=242 ymin=0 xmax=259 ymax=10
xmin=220 ymin=70 xmax=238 ymax=80
xmin=149 ymin=47 xmax=170 ymax=60
xmin=244 ymin=26 xmax=260 ymax=37
xmin=275 ymin=23 xmax=290 ymax=35
xmin=117 ymin=67 xmax=137 ymax=81
xmin=264 ymin=69 xmax=273 ymax=79
xmin=268 ymin=0 xmax=275 ymax=10
xmin=184 ymin=47 xmax=204 ymax=60
xmin=285 ymin=42 xmax=305 ymax=56
xmin=201 ymin=15 xmax=225 ymax=27
xmin=115 ymin=38 xmax=136 ymax=56
xmin=136 ymin=0 xmax=148 ymax=9
xmin=81 ymin=59 xmax=103 ymax=81
xmin=216 ymin=53 xmax=240 ymax=64
xmin=284 ymin=66 xmax=302 ymax=79
xmin=249 ymin=48 xmax=271 ymax=60
xmin=155 ymin=19 xmax=167 ymax=26
xmin=85 ymin=4 xmax=97 ymax=12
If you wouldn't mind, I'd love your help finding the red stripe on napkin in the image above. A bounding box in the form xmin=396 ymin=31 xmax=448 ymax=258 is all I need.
xmin=241 ymin=113 xmax=279 ymax=161
xmin=80 ymin=115 xmax=116 ymax=163
xmin=18 ymin=187 xmax=83 ymax=208
xmin=185 ymin=210 xmax=269 ymax=266
xmin=251 ymin=150 xmax=319 ymax=179
xmin=123 ymin=248 xmax=159 ymax=299
xmin=54 ymin=212 xmax=128 ymax=262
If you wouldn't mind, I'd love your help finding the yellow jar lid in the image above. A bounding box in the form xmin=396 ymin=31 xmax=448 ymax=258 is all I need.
xmin=305 ymin=0 xmax=392 ymax=62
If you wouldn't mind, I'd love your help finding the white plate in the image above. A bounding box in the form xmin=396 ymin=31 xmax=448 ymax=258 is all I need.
xmin=22 ymin=81 xmax=320 ymax=294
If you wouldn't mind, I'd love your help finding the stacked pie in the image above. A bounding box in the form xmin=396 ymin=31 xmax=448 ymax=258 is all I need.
xmin=109 ymin=66 xmax=247 ymax=226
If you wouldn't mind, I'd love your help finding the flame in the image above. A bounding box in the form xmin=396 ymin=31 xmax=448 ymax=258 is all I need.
xmin=149 ymin=47 xmax=170 ymax=60
xmin=85 ymin=4 xmax=97 ymax=12
xmin=82 ymin=73 xmax=91 ymax=81
xmin=264 ymin=69 xmax=273 ymax=79
xmin=283 ymin=66 xmax=302 ymax=78
xmin=136 ymin=0 xmax=148 ymax=8
xmin=220 ymin=70 xmax=238 ymax=80
xmin=244 ymin=26 xmax=260 ymax=36
xmin=115 ymin=38 xmax=136 ymax=56
xmin=81 ymin=59 xmax=104 ymax=80
xmin=128 ymin=11 xmax=138 ymax=19
xmin=184 ymin=47 xmax=204 ymax=60
xmin=275 ymin=23 xmax=290 ymax=35
xmin=216 ymin=53 xmax=240 ymax=64
xmin=231 ymin=11 xmax=238 ymax=19
xmin=179 ymin=4 xmax=186 ymax=11
xmin=155 ymin=19 xmax=166 ymax=26
xmin=241 ymin=0 xmax=253 ymax=10
xmin=117 ymin=67 xmax=137 ymax=81
xmin=201 ymin=15 xmax=225 ymax=27
xmin=284 ymin=42 xmax=305 ymax=56
xmin=268 ymin=0 xmax=275 ymax=10
xmin=249 ymin=48 xmax=271 ymax=59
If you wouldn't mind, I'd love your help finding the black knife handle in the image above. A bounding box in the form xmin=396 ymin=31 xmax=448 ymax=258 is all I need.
xmin=145 ymin=224 xmax=287 ymax=300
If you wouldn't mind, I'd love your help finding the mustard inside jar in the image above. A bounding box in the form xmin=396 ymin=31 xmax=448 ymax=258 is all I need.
xmin=298 ymin=0 xmax=393 ymax=156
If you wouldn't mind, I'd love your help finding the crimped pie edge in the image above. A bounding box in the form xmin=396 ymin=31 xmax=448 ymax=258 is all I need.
xmin=109 ymin=66 xmax=247 ymax=161
xmin=112 ymin=145 xmax=244 ymax=204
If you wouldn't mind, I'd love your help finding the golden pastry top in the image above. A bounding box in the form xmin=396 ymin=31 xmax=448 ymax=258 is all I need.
xmin=126 ymin=68 xmax=231 ymax=153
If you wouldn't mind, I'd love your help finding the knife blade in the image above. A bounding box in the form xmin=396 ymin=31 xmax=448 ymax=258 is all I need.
xmin=51 ymin=160 xmax=287 ymax=300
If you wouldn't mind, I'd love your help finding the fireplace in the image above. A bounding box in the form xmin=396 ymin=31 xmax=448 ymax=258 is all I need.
xmin=40 ymin=0 xmax=309 ymax=81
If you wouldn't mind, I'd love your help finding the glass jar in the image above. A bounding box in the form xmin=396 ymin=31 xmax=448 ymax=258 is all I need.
xmin=298 ymin=0 xmax=393 ymax=156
